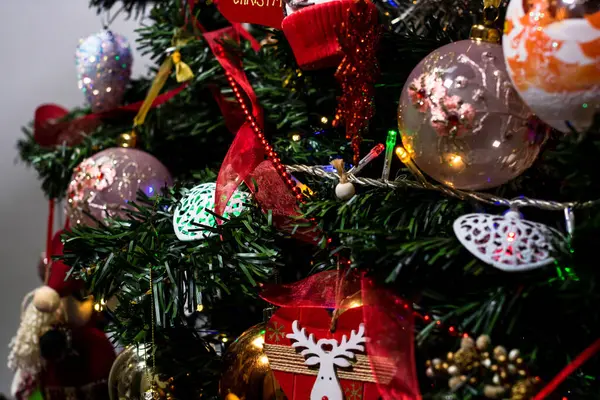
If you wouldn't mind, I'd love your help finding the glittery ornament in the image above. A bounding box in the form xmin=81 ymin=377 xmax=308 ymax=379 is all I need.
xmin=503 ymin=0 xmax=600 ymax=133
xmin=66 ymin=148 xmax=172 ymax=227
xmin=219 ymin=324 xmax=286 ymax=400
xmin=398 ymin=40 xmax=548 ymax=190
xmin=173 ymin=182 xmax=250 ymax=242
xmin=453 ymin=210 xmax=557 ymax=271
xmin=333 ymin=0 xmax=380 ymax=166
xmin=75 ymin=30 xmax=133 ymax=113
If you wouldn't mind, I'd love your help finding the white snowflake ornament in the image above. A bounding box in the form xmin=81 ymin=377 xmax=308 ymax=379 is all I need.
xmin=453 ymin=210 xmax=557 ymax=272
xmin=173 ymin=182 xmax=250 ymax=241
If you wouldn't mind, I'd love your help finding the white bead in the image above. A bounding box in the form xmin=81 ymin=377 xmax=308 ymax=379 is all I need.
xmin=426 ymin=367 xmax=434 ymax=377
xmin=448 ymin=365 xmax=460 ymax=376
xmin=482 ymin=358 xmax=492 ymax=368
xmin=508 ymin=349 xmax=520 ymax=361
xmin=492 ymin=374 xmax=501 ymax=385
xmin=335 ymin=182 xmax=355 ymax=200
xmin=432 ymin=358 xmax=442 ymax=367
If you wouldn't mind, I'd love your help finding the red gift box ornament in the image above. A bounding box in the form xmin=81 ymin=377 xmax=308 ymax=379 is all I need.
xmin=288 ymin=320 xmax=366 ymax=400
xmin=265 ymin=307 xmax=379 ymax=400
xmin=261 ymin=271 xmax=423 ymax=400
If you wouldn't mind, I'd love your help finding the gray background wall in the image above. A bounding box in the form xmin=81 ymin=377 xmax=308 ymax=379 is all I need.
xmin=0 ymin=1 xmax=149 ymax=395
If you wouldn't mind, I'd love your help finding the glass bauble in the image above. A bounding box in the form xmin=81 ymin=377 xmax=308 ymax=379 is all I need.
xmin=220 ymin=324 xmax=286 ymax=400
xmin=108 ymin=345 xmax=154 ymax=400
xmin=75 ymin=30 xmax=133 ymax=112
xmin=398 ymin=39 xmax=547 ymax=190
xmin=503 ymin=0 xmax=600 ymax=133
xmin=66 ymin=148 xmax=172 ymax=227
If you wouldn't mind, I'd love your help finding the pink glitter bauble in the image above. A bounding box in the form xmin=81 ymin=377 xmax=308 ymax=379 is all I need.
xmin=66 ymin=148 xmax=172 ymax=226
xmin=398 ymin=39 xmax=548 ymax=190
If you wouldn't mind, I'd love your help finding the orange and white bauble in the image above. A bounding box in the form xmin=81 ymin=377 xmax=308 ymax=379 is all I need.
xmin=503 ymin=0 xmax=600 ymax=133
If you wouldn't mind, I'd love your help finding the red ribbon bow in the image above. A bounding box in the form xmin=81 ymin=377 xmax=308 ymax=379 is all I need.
xmin=33 ymin=84 xmax=188 ymax=147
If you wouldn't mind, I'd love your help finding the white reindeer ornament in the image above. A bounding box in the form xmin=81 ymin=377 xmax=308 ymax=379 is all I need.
xmin=286 ymin=320 xmax=366 ymax=400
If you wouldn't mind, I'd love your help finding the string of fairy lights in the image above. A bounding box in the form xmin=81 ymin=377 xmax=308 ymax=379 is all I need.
xmin=286 ymin=130 xmax=600 ymax=212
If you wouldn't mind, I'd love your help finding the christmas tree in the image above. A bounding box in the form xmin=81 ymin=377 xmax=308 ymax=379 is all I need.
xmin=12 ymin=0 xmax=600 ymax=399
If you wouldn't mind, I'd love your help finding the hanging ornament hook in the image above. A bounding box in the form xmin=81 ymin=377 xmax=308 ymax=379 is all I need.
xmin=470 ymin=0 xmax=501 ymax=43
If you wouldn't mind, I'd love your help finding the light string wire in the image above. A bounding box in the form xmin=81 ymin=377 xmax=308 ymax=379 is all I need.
xmin=285 ymin=164 xmax=600 ymax=211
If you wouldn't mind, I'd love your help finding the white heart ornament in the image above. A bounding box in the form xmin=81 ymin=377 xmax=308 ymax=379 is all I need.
xmin=173 ymin=182 xmax=250 ymax=241
xmin=453 ymin=211 xmax=557 ymax=271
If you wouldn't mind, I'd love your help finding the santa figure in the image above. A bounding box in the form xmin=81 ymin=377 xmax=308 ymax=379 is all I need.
xmin=8 ymin=230 xmax=116 ymax=400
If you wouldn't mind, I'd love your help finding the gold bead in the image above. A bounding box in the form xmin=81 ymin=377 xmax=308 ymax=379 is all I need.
xmin=461 ymin=336 xmax=475 ymax=349
xmin=491 ymin=365 xmax=499 ymax=372
xmin=497 ymin=354 xmax=507 ymax=363
xmin=442 ymin=362 xmax=449 ymax=370
xmin=117 ymin=131 xmax=137 ymax=148
xmin=518 ymin=369 xmax=527 ymax=376
xmin=516 ymin=357 xmax=524 ymax=365
xmin=493 ymin=346 xmax=507 ymax=359
xmin=469 ymin=376 xmax=478 ymax=384
xmin=476 ymin=334 xmax=491 ymax=351
xmin=425 ymin=360 xmax=432 ymax=367
xmin=447 ymin=352 xmax=454 ymax=361
xmin=448 ymin=376 xmax=463 ymax=390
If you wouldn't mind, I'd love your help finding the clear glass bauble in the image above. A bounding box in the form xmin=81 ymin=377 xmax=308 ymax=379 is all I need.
xmin=398 ymin=39 xmax=547 ymax=190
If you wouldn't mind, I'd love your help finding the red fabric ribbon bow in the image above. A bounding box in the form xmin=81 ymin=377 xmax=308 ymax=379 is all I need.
xmin=33 ymin=84 xmax=188 ymax=147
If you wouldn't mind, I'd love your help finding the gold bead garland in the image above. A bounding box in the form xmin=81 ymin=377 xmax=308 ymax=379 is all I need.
xmin=425 ymin=334 xmax=540 ymax=399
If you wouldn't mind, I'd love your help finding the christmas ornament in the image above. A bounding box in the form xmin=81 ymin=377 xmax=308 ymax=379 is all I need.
xmin=24 ymin=230 xmax=116 ymax=400
xmin=503 ymin=0 xmax=600 ymax=133
xmin=108 ymin=345 xmax=157 ymax=400
xmin=453 ymin=210 xmax=557 ymax=272
xmin=282 ymin=0 xmax=378 ymax=70
xmin=219 ymin=324 xmax=285 ymax=400
xmin=264 ymin=307 xmax=380 ymax=400
xmin=75 ymin=30 xmax=133 ymax=113
xmin=426 ymin=334 xmax=536 ymax=399
xmin=66 ymin=148 xmax=172 ymax=227
xmin=398 ymin=39 xmax=547 ymax=190
xmin=332 ymin=0 xmax=380 ymax=165
xmin=172 ymin=182 xmax=249 ymax=242
xmin=330 ymin=159 xmax=355 ymax=201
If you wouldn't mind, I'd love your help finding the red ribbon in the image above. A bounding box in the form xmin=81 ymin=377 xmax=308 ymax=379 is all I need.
xmin=260 ymin=271 xmax=422 ymax=400
xmin=533 ymin=338 xmax=600 ymax=399
xmin=34 ymin=83 xmax=188 ymax=147
xmin=198 ymin=19 xmax=316 ymax=242
xmin=203 ymin=27 xmax=266 ymax=222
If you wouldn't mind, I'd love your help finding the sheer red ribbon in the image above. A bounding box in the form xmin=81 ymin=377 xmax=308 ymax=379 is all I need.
xmin=203 ymin=27 xmax=266 ymax=224
xmin=34 ymin=83 xmax=188 ymax=147
xmin=200 ymin=21 xmax=315 ymax=242
xmin=260 ymin=271 xmax=422 ymax=400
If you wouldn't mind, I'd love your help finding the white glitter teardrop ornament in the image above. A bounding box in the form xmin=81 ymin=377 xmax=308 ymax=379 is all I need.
xmin=173 ymin=182 xmax=250 ymax=241
xmin=453 ymin=211 xmax=557 ymax=271
xmin=75 ymin=30 xmax=132 ymax=112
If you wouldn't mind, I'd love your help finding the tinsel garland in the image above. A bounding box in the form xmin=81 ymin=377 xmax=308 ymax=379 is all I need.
xmin=333 ymin=0 xmax=381 ymax=165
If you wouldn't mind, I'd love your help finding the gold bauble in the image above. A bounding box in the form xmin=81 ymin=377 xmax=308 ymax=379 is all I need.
xmin=219 ymin=324 xmax=286 ymax=400
xmin=109 ymin=344 xmax=156 ymax=400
